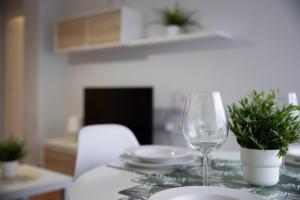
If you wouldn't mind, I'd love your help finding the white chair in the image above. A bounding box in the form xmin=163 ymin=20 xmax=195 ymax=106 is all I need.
xmin=288 ymin=93 xmax=298 ymax=105
xmin=74 ymin=124 xmax=139 ymax=179
xmin=288 ymin=92 xmax=300 ymax=117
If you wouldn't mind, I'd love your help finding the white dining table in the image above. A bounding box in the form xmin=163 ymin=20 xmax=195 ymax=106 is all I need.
xmin=69 ymin=151 xmax=240 ymax=200
xmin=0 ymin=164 xmax=72 ymax=200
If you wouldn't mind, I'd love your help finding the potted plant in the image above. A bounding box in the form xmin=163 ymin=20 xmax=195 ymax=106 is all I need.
xmin=228 ymin=90 xmax=300 ymax=186
xmin=156 ymin=2 xmax=201 ymax=36
xmin=0 ymin=139 xmax=26 ymax=178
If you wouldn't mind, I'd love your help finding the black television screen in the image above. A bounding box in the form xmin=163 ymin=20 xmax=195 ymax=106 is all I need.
xmin=84 ymin=87 xmax=153 ymax=144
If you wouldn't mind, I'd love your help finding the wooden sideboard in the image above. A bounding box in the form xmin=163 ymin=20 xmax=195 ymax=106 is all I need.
xmin=29 ymin=138 xmax=77 ymax=200
xmin=43 ymin=138 xmax=77 ymax=176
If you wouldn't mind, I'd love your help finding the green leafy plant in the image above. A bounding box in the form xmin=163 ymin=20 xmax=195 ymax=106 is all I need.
xmin=0 ymin=139 xmax=26 ymax=161
xmin=156 ymin=2 xmax=200 ymax=28
xmin=228 ymin=90 xmax=300 ymax=157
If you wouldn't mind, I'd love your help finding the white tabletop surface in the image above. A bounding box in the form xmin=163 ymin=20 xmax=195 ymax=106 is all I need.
xmin=0 ymin=164 xmax=72 ymax=200
xmin=69 ymin=151 xmax=240 ymax=200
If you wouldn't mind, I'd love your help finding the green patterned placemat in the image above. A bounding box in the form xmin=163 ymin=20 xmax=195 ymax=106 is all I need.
xmin=118 ymin=159 xmax=300 ymax=200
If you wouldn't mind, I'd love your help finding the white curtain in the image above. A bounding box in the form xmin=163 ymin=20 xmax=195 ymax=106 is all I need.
xmin=4 ymin=15 xmax=25 ymax=140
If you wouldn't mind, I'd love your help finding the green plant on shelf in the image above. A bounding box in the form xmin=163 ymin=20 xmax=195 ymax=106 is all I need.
xmin=156 ymin=2 xmax=201 ymax=28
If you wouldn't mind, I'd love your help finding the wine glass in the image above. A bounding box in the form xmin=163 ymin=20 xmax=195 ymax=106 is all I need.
xmin=182 ymin=92 xmax=228 ymax=186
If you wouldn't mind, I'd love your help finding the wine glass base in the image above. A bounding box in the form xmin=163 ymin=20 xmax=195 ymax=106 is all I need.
xmin=202 ymin=178 xmax=223 ymax=186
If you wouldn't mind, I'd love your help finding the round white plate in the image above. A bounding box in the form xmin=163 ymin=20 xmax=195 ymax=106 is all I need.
xmin=285 ymin=156 xmax=300 ymax=166
xmin=287 ymin=147 xmax=300 ymax=161
xmin=149 ymin=186 xmax=264 ymax=200
xmin=121 ymin=154 xmax=198 ymax=169
xmin=125 ymin=145 xmax=190 ymax=163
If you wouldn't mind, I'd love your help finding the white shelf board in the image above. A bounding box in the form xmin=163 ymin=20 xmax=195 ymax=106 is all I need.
xmin=128 ymin=31 xmax=231 ymax=47
xmin=55 ymin=42 xmax=126 ymax=53
xmin=57 ymin=31 xmax=231 ymax=53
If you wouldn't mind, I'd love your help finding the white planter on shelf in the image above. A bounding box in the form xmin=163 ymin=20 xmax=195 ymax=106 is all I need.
xmin=240 ymin=147 xmax=282 ymax=186
xmin=166 ymin=25 xmax=182 ymax=37
xmin=1 ymin=161 xmax=19 ymax=178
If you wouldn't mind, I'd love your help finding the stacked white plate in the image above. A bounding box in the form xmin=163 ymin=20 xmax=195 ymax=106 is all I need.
xmin=285 ymin=145 xmax=300 ymax=166
xmin=121 ymin=145 xmax=197 ymax=168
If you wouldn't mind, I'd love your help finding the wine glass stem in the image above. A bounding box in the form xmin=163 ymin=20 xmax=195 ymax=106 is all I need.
xmin=203 ymin=153 xmax=208 ymax=186
xmin=281 ymin=156 xmax=287 ymax=174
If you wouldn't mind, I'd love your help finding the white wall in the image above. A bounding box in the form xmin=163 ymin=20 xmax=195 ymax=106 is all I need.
xmin=35 ymin=0 xmax=66 ymax=163
xmin=22 ymin=0 xmax=66 ymax=164
xmin=36 ymin=0 xmax=66 ymax=142
xmin=23 ymin=0 xmax=38 ymax=164
xmin=60 ymin=0 xmax=300 ymax=150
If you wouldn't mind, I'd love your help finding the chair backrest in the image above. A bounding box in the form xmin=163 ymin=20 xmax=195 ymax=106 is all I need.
xmin=288 ymin=93 xmax=300 ymax=117
xmin=74 ymin=124 xmax=139 ymax=179
xmin=288 ymin=93 xmax=298 ymax=105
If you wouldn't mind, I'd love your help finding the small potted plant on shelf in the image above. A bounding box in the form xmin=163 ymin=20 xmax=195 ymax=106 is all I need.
xmin=156 ymin=2 xmax=201 ymax=37
xmin=0 ymin=139 xmax=26 ymax=178
xmin=228 ymin=90 xmax=300 ymax=186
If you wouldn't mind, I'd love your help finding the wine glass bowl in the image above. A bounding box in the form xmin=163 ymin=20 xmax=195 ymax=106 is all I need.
xmin=182 ymin=92 xmax=228 ymax=185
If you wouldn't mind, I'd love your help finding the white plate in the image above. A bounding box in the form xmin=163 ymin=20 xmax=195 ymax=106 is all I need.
xmin=287 ymin=147 xmax=300 ymax=161
xmin=285 ymin=156 xmax=300 ymax=166
xmin=149 ymin=186 xmax=264 ymax=200
xmin=125 ymin=145 xmax=190 ymax=163
xmin=121 ymin=154 xmax=199 ymax=169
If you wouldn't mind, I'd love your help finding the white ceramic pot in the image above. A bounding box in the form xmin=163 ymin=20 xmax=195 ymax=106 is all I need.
xmin=240 ymin=147 xmax=282 ymax=186
xmin=1 ymin=161 xmax=19 ymax=178
xmin=166 ymin=25 xmax=182 ymax=37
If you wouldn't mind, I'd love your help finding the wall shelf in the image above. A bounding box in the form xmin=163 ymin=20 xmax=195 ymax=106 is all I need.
xmin=128 ymin=31 xmax=231 ymax=47
xmin=56 ymin=31 xmax=231 ymax=53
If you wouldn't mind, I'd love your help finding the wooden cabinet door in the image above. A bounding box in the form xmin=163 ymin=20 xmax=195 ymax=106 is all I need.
xmin=56 ymin=17 xmax=86 ymax=49
xmin=89 ymin=10 xmax=121 ymax=45
xmin=44 ymin=148 xmax=76 ymax=176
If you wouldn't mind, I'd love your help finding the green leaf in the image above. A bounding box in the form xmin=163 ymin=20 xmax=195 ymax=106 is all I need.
xmin=155 ymin=2 xmax=201 ymax=27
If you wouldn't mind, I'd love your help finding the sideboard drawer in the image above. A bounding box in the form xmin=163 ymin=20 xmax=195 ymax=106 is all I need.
xmin=44 ymin=147 xmax=76 ymax=176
